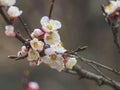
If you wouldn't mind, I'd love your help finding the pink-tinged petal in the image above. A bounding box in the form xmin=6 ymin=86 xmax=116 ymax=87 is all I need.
xmin=4 ymin=25 xmax=16 ymax=37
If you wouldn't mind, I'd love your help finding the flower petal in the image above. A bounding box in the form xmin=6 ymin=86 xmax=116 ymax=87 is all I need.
xmin=40 ymin=16 xmax=49 ymax=26
xmin=50 ymin=20 xmax=62 ymax=30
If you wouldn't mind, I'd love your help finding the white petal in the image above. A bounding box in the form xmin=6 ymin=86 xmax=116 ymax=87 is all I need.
xmin=40 ymin=16 xmax=49 ymax=26
xmin=50 ymin=20 xmax=62 ymax=30
xmin=44 ymin=31 xmax=61 ymax=45
xmin=44 ymin=48 xmax=55 ymax=55
xmin=7 ymin=6 xmax=22 ymax=17
xmin=27 ymin=49 xmax=40 ymax=61
xmin=42 ymin=56 xmax=50 ymax=64
xmin=66 ymin=58 xmax=77 ymax=69
xmin=0 ymin=0 xmax=16 ymax=6
xmin=5 ymin=25 xmax=14 ymax=31
xmin=30 ymin=38 xmax=44 ymax=51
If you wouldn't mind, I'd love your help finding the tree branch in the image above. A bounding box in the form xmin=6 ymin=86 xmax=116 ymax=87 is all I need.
xmin=18 ymin=16 xmax=32 ymax=39
xmin=112 ymin=26 xmax=120 ymax=52
xmin=73 ymin=65 xmax=120 ymax=90
xmin=77 ymin=55 xmax=120 ymax=76
xmin=48 ymin=0 xmax=55 ymax=18
xmin=0 ymin=7 xmax=12 ymax=25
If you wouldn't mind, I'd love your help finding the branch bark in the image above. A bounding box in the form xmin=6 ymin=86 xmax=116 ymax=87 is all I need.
xmin=73 ymin=65 xmax=120 ymax=90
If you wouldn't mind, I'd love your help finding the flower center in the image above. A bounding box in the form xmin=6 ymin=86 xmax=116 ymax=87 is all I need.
xmin=30 ymin=51 xmax=36 ymax=57
xmin=47 ymin=24 xmax=52 ymax=30
xmin=46 ymin=35 xmax=52 ymax=40
xmin=57 ymin=42 xmax=63 ymax=47
xmin=50 ymin=54 xmax=57 ymax=61
xmin=105 ymin=3 xmax=113 ymax=11
xmin=34 ymin=42 xmax=38 ymax=48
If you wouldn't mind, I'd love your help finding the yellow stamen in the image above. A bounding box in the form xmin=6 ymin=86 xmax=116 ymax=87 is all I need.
xmin=50 ymin=54 xmax=57 ymax=61
xmin=105 ymin=2 xmax=113 ymax=10
xmin=34 ymin=42 xmax=38 ymax=48
xmin=30 ymin=51 xmax=36 ymax=57
xmin=57 ymin=42 xmax=63 ymax=47
xmin=47 ymin=24 xmax=52 ymax=30
xmin=46 ymin=35 xmax=52 ymax=40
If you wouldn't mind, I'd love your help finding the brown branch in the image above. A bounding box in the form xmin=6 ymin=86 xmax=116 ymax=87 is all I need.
xmin=48 ymin=0 xmax=55 ymax=18
xmin=87 ymin=63 xmax=117 ymax=85
xmin=0 ymin=7 xmax=12 ymax=25
xmin=77 ymin=55 xmax=120 ymax=76
xmin=18 ymin=16 xmax=32 ymax=39
xmin=57 ymin=49 xmax=120 ymax=76
xmin=73 ymin=65 xmax=120 ymax=90
xmin=111 ymin=27 xmax=120 ymax=53
xmin=8 ymin=54 xmax=27 ymax=61
xmin=69 ymin=46 xmax=88 ymax=55
xmin=0 ymin=7 xmax=26 ymax=43
xmin=15 ymin=32 xmax=26 ymax=43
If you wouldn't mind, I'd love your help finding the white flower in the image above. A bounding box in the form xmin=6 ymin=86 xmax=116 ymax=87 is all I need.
xmin=42 ymin=54 xmax=65 ymax=72
xmin=27 ymin=49 xmax=40 ymax=62
xmin=51 ymin=42 xmax=67 ymax=53
xmin=66 ymin=57 xmax=77 ymax=69
xmin=31 ymin=28 xmax=44 ymax=39
xmin=45 ymin=47 xmax=56 ymax=55
xmin=5 ymin=25 xmax=16 ymax=37
xmin=45 ymin=42 xmax=66 ymax=55
xmin=104 ymin=1 xmax=118 ymax=15
xmin=7 ymin=6 xmax=23 ymax=19
xmin=44 ymin=31 xmax=61 ymax=45
xmin=26 ymin=81 xmax=40 ymax=90
xmin=17 ymin=46 xmax=28 ymax=57
xmin=40 ymin=16 xmax=61 ymax=32
xmin=0 ymin=0 xmax=16 ymax=6
xmin=30 ymin=38 xmax=44 ymax=51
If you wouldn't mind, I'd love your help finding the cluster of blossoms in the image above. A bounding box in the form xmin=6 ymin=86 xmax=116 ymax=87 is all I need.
xmin=1 ymin=0 xmax=77 ymax=72
xmin=17 ymin=16 xmax=77 ymax=71
xmin=0 ymin=0 xmax=22 ymax=37
xmin=103 ymin=0 xmax=120 ymax=23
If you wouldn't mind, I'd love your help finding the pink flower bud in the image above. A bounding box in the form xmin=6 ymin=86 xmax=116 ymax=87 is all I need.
xmin=26 ymin=81 xmax=40 ymax=90
xmin=4 ymin=25 xmax=16 ymax=37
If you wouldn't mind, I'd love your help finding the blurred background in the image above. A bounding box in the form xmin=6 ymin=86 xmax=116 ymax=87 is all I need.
xmin=0 ymin=0 xmax=120 ymax=90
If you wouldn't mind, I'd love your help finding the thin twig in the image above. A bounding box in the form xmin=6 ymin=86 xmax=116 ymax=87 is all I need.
xmin=8 ymin=54 xmax=27 ymax=61
xmin=69 ymin=46 xmax=88 ymax=54
xmin=77 ymin=55 xmax=120 ymax=76
xmin=73 ymin=65 xmax=120 ymax=90
xmin=18 ymin=16 xmax=32 ymax=39
xmin=48 ymin=0 xmax=55 ymax=18
xmin=0 ymin=7 xmax=12 ymax=25
xmin=87 ymin=63 xmax=116 ymax=85
xmin=56 ymin=51 xmax=120 ymax=76
xmin=15 ymin=32 xmax=26 ymax=43
xmin=112 ymin=27 xmax=120 ymax=52
xmin=15 ymin=54 xmax=28 ymax=61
